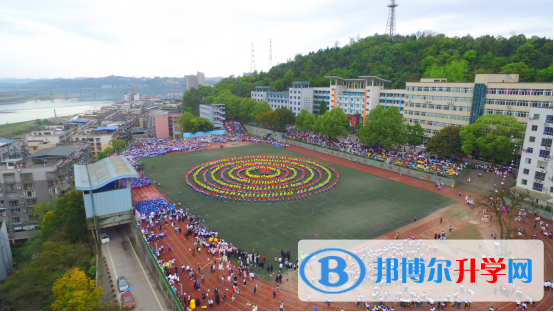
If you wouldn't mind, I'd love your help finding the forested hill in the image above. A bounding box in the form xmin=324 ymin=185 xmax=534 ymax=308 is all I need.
xmin=215 ymin=33 xmax=553 ymax=97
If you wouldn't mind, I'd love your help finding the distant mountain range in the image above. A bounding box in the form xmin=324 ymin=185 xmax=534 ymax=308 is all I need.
xmin=0 ymin=76 xmax=225 ymax=85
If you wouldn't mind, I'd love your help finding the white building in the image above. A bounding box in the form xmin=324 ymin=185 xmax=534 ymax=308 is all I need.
xmin=516 ymin=107 xmax=553 ymax=207
xmin=199 ymin=104 xmax=226 ymax=130
xmin=124 ymin=90 xmax=141 ymax=101
xmin=0 ymin=220 xmax=13 ymax=281
xmin=289 ymin=81 xmax=314 ymax=115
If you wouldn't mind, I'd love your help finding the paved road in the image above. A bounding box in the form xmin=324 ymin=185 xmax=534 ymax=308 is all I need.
xmin=100 ymin=225 xmax=170 ymax=311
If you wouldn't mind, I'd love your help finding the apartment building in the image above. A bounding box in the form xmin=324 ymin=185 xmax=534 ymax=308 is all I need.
xmin=0 ymin=139 xmax=27 ymax=161
xmin=74 ymin=131 xmax=113 ymax=157
xmin=516 ymin=107 xmax=553 ymax=207
xmin=146 ymin=109 xmax=182 ymax=139
xmin=404 ymin=74 xmax=553 ymax=140
xmin=252 ymin=86 xmax=270 ymax=102
xmin=199 ymin=104 xmax=226 ymax=129
xmin=0 ymin=220 xmax=13 ymax=281
xmin=124 ymin=90 xmax=140 ymax=101
xmin=289 ymin=81 xmax=314 ymax=115
xmin=0 ymin=144 xmax=91 ymax=241
xmin=25 ymin=124 xmax=81 ymax=144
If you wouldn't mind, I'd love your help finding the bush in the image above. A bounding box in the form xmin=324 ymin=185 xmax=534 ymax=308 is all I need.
xmin=88 ymin=266 xmax=97 ymax=278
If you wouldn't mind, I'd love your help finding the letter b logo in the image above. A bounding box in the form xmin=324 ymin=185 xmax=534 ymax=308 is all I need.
xmin=318 ymin=256 xmax=349 ymax=287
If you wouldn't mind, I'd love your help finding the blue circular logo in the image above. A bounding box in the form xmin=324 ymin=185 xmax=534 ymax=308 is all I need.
xmin=299 ymin=248 xmax=366 ymax=294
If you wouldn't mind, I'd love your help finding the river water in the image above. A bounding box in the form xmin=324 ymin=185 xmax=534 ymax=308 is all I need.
xmin=0 ymin=99 xmax=114 ymax=124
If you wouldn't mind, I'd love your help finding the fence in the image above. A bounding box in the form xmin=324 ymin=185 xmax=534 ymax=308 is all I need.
xmin=244 ymin=125 xmax=471 ymax=186
xmin=128 ymin=218 xmax=183 ymax=311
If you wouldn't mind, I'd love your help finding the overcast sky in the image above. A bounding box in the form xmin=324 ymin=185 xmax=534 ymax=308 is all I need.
xmin=0 ymin=0 xmax=552 ymax=79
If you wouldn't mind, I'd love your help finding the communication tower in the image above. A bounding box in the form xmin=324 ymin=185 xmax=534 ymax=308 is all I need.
xmin=385 ymin=0 xmax=398 ymax=38
xmin=250 ymin=43 xmax=256 ymax=74
xmin=269 ymin=39 xmax=273 ymax=70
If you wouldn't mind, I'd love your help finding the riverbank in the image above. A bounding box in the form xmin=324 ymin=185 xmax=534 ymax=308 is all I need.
xmin=0 ymin=94 xmax=82 ymax=105
xmin=0 ymin=116 xmax=71 ymax=139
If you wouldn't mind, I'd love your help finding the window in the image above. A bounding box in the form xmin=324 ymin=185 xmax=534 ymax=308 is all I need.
xmin=535 ymin=172 xmax=545 ymax=181
xmin=49 ymin=188 xmax=58 ymax=195
xmin=541 ymin=138 xmax=552 ymax=147
xmin=537 ymin=160 xmax=548 ymax=169
xmin=547 ymin=115 xmax=553 ymax=124
xmin=11 ymin=216 xmax=20 ymax=223
xmin=539 ymin=150 xmax=551 ymax=158
xmin=525 ymin=158 xmax=532 ymax=164
xmin=7 ymin=193 xmax=18 ymax=200
xmin=545 ymin=127 xmax=553 ymax=135
xmin=526 ymin=148 xmax=533 ymax=153
xmin=521 ymin=179 xmax=527 ymax=185
xmin=532 ymin=182 xmax=543 ymax=191
xmin=10 ymin=207 xmax=20 ymax=213
xmin=23 ymin=183 xmax=33 ymax=190
xmin=3 ymin=175 xmax=14 ymax=183
xmin=21 ymin=174 xmax=32 ymax=182
xmin=46 ymin=172 xmax=57 ymax=179
xmin=531 ymin=125 xmax=538 ymax=131
xmin=529 ymin=136 xmax=536 ymax=143
xmin=6 ymin=184 xmax=15 ymax=191
xmin=8 ymin=200 xmax=18 ymax=207
xmin=25 ymin=198 xmax=36 ymax=205
xmin=25 ymin=191 xmax=35 ymax=198
xmin=533 ymin=114 xmax=541 ymax=120
xmin=523 ymin=169 xmax=529 ymax=175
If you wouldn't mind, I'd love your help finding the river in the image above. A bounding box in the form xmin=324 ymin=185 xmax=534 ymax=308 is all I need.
xmin=0 ymin=99 xmax=114 ymax=124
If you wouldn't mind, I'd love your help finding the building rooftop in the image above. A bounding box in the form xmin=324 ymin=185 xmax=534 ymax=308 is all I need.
xmin=96 ymin=126 xmax=119 ymax=131
xmin=255 ymin=86 xmax=270 ymax=89
xmin=27 ymin=146 xmax=79 ymax=159
xmin=292 ymin=81 xmax=310 ymax=85
xmin=74 ymin=156 xmax=139 ymax=191
xmin=325 ymin=76 xmax=392 ymax=83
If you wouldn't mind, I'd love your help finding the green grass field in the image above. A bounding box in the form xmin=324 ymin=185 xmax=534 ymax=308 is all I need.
xmin=141 ymin=144 xmax=456 ymax=280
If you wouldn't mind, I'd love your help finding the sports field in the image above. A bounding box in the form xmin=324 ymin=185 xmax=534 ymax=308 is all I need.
xmin=141 ymin=144 xmax=456 ymax=280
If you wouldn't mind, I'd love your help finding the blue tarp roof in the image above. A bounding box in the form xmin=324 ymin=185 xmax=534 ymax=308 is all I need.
xmin=74 ymin=156 xmax=139 ymax=191
xmin=97 ymin=126 xmax=119 ymax=131
xmin=65 ymin=120 xmax=88 ymax=124
xmin=0 ymin=140 xmax=15 ymax=143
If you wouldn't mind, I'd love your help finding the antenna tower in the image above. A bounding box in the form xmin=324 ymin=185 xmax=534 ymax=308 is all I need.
xmin=385 ymin=0 xmax=398 ymax=38
xmin=250 ymin=43 xmax=256 ymax=74
xmin=269 ymin=39 xmax=273 ymax=70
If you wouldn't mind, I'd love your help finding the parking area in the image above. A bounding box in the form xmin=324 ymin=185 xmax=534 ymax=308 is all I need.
xmin=99 ymin=224 xmax=170 ymax=311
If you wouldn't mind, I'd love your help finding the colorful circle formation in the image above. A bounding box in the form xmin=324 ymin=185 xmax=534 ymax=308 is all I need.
xmin=186 ymin=155 xmax=339 ymax=204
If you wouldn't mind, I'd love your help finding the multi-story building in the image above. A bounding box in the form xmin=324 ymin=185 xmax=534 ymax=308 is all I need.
xmin=0 ymin=139 xmax=27 ymax=161
xmin=289 ymin=81 xmax=314 ymax=115
xmin=404 ymin=74 xmax=553 ymax=140
xmin=124 ymin=90 xmax=140 ymax=101
xmin=197 ymin=71 xmax=205 ymax=87
xmin=0 ymin=220 xmax=13 ymax=281
xmin=313 ymin=87 xmax=331 ymax=114
xmin=0 ymin=144 xmax=91 ymax=241
xmin=74 ymin=131 xmax=113 ymax=158
xmin=146 ymin=109 xmax=182 ymax=139
xmin=516 ymin=107 xmax=553 ymax=207
xmin=252 ymin=86 xmax=270 ymax=102
xmin=185 ymin=75 xmax=197 ymax=90
xmin=25 ymin=124 xmax=81 ymax=144
xmin=199 ymin=104 xmax=226 ymax=130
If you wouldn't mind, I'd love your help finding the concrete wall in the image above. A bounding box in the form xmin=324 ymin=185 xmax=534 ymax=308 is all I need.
xmin=127 ymin=221 xmax=182 ymax=310
xmin=244 ymin=125 xmax=469 ymax=186
xmin=0 ymin=221 xmax=12 ymax=281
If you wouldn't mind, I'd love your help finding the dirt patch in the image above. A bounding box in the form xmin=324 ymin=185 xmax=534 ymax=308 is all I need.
xmin=442 ymin=206 xmax=472 ymax=221
xmin=447 ymin=224 xmax=483 ymax=239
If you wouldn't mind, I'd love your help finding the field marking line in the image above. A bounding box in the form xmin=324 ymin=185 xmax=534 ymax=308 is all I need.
xmin=124 ymin=228 xmax=164 ymax=311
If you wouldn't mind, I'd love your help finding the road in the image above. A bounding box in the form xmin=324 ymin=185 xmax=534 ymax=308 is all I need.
xmin=100 ymin=224 xmax=170 ymax=311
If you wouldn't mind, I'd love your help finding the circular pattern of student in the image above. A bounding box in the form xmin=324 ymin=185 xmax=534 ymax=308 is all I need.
xmin=186 ymin=155 xmax=339 ymax=204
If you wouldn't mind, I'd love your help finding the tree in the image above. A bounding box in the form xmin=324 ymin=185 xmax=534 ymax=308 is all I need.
xmin=256 ymin=110 xmax=274 ymax=126
xmin=96 ymin=147 xmax=114 ymax=161
xmin=51 ymin=267 xmax=103 ymax=311
xmin=303 ymin=112 xmax=316 ymax=131
xmin=190 ymin=117 xmax=214 ymax=134
xmin=295 ymin=109 xmax=313 ymax=131
xmin=405 ymin=122 xmax=425 ymax=149
xmin=317 ymin=107 xmax=350 ymax=139
xmin=478 ymin=188 xmax=532 ymax=239
xmin=460 ymin=114 xmax=526 ymax=164
xmin=34 ymin=190 xmax=88 ymax=242
xmin=108 ymin=138 xmax=125 ymax=152
xmin=177 ymin=112 xmax=195 ymax=133
xmin=272 ymin=107 xmax=296 ymax=131
xmin=501 ymin=62 xmax=535 ymax=82
xmin=318 ymin=100 xmax=327 ymax=115
xmin=249 ymin=101 xmax=272 ymax=122
xmin=425 ymin=125 xmax=462 ymax=157
xmin=357 ymin=105 xmax=406 ymax=148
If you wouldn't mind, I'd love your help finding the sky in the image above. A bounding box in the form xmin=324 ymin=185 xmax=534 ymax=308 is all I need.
xmin=0 ymin=0 xmax=552 ymax=79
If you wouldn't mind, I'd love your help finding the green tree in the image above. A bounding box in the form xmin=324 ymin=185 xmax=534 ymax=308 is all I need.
xmin=425 ymin=125 xmax=462 ymax=157
xmin=249 ymin=101 xmax=272 ymax=122
xmin=272 ymin=107 xmax=296 ymax=131
xmin=405 ymin=122 xmax=425 ymax=149
xmin=536 ymin=64 xmax=553 ymax=82
xmin=190 ymin=117 xmax=214 ymax=134
xmin=108 ymin=138 xmax=125 ymax=152
xmin=317 ymin=107 xmax=350 ymax=139
xmin=318 ymin=100 xmax=327 ymax=115
xmin=357 ymin=105 xmax=406 ymax=148
xmin=501 ymin=62 xmax=535 ymax=81
xmin=177 ymin=112 xmax=195 ymax=133
xmin=295 ymin=109 xmax=311 ymax=130
xmin=460 ymin=114 xmax=526 ymax=164
xmin=96 ymin=147 xmax=114 ymax=161
xmin=256 ymin=110 xmax=274 ymax=126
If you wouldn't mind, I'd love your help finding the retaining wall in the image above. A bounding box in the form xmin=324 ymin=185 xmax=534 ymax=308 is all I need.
xmin=244 ymin=125 xmax=469 ymax=186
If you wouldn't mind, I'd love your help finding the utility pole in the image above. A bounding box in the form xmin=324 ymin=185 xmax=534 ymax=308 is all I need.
xmin=385 ymin=0 xmax=398 ymax=38
xmin=250 ymin=43 xmax=256 ymax=75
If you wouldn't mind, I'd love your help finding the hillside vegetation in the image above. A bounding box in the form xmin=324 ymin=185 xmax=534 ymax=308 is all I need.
xmin=214 ymin=32 xmax=553 ymax=97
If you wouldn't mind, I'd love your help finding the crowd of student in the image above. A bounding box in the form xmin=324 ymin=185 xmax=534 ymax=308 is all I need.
xmin=224 ymin=121 xmax=246 ymax=134
xmin=121 ymin=177 xmax=152 ymax=189
xmin=283 ymin=129 xmax=471 ymax=178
